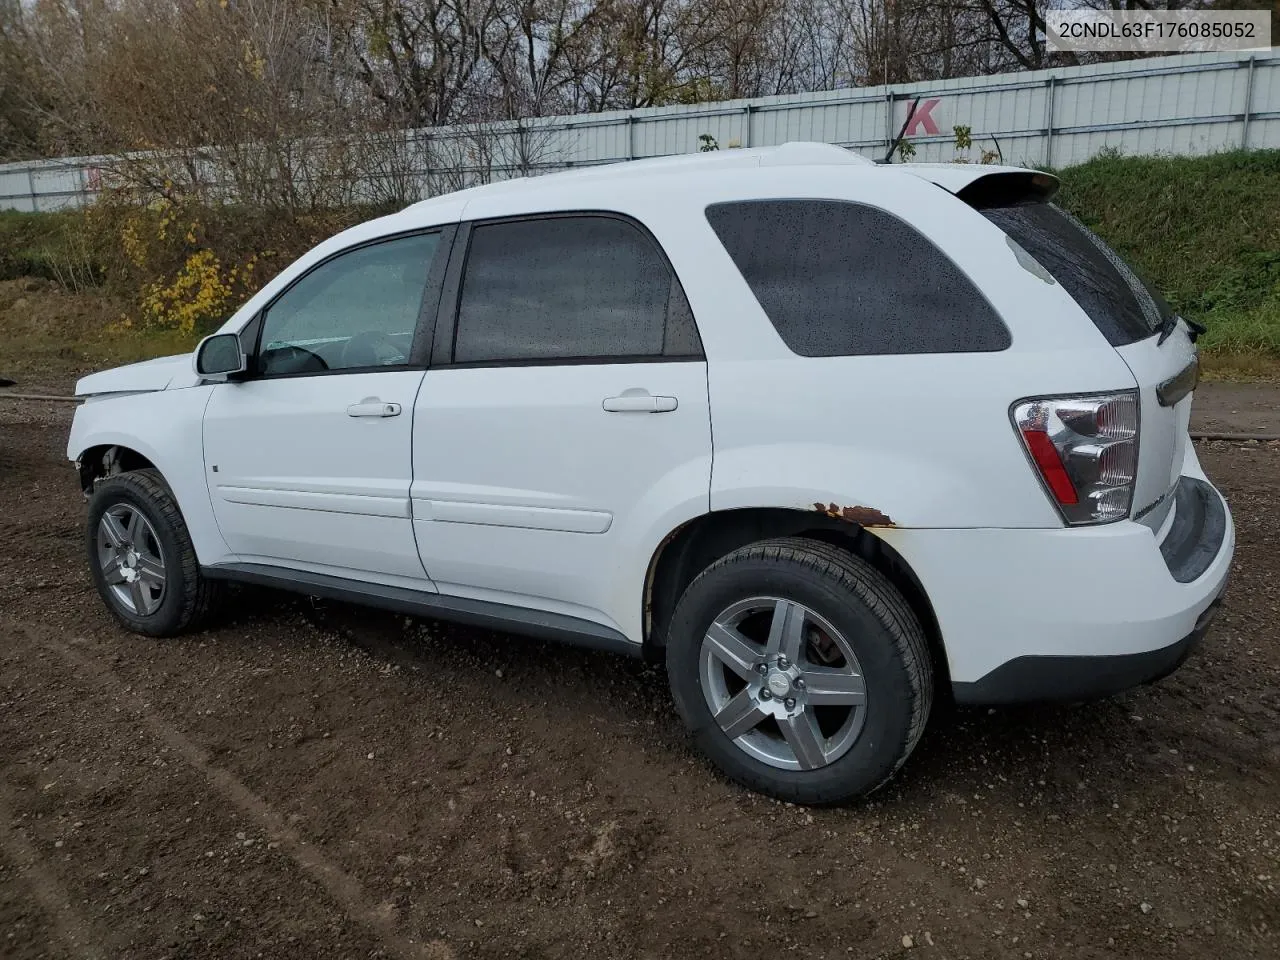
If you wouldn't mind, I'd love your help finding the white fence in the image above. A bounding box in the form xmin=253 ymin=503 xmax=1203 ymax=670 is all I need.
xmin=2 ymin=49 xmax=1277 ymax=213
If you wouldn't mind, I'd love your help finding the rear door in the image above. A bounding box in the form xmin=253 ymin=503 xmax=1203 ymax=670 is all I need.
xmin=410 ymin=213 xmax=711 ymax=633
xmin=977 ymin=202 xmax=1196 ymax=523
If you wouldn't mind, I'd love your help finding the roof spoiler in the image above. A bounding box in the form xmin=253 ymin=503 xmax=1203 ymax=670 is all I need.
xmin=955 ymin=170 xmax=1060 ymax=208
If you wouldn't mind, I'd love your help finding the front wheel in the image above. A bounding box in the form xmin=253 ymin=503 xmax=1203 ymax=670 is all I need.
xmin=86 ymin=469 xmax=221 ymax=636
xmin=666 ymin=537 xmax=933 ymax=804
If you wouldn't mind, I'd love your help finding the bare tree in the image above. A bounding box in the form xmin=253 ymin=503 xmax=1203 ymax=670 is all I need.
xmin=0 ymin=0 xmax=49 ymax=160
xmin=7 ymin=0 xmax=1227 ymax=208
xmin=15 ymin=0 xmax=403 ymax=212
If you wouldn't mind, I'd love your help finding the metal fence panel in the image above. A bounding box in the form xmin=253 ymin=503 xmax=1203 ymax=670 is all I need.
xmin=2 ymin=49 xmax=1276 ymax=211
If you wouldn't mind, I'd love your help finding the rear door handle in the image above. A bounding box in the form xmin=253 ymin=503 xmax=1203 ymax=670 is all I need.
xmin=602 ymin=392 xmax=678 ymax=413
xmin=347 ymin=398 xmax=402 ymax=418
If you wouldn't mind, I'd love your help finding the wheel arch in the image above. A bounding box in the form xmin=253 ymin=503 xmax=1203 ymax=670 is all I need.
xmin=642 ymin=507 xmax=950 ymax=690
xmin=76 ymin=443 xmax=159 ymax=495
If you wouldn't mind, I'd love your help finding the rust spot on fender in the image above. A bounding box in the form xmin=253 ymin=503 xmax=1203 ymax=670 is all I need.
xmin=812 ymin=502 xmax=895 ymax=527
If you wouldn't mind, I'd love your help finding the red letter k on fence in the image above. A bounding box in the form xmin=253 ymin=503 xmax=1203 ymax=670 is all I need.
xmin=904 ymin=98 xmax=941 ymax=136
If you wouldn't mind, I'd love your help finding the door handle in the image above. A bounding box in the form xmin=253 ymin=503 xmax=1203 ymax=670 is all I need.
xmin=347 ymin=398 xmax=402 ymax=418
xmin=602 ymin=392 xmax=678 ymax=414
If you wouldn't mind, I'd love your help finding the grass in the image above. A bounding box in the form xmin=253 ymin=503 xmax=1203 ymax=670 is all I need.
xmin=1054 ymin=149 xmax=1280 ymax=367
xmin=0 ymin=326 xmax=201 ymax=382
xmin=1 ymin=149 xmax=1277 ymax=380
xmin=0 ymin=209 xmax=102 ymax=292
xmin=0 ymin=275 xmax=201 ymax=383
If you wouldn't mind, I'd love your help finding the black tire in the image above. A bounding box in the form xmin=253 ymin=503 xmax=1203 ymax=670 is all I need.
xmin=666 ymin=537 xmax=933 ymax=805
xmin=86 ymin=469 xmax=222 ymax=637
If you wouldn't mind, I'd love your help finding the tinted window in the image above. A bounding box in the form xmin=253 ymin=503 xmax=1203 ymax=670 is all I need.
xmin=705 ymin=200 xmax=1009 ymax=357
xmin=258 ymin=232 xmax=439 ymax=375
xmin=454 ymin=216 xmax=699 ymax=364
xmin=979 ymin=203 xmax=1171 ymax=346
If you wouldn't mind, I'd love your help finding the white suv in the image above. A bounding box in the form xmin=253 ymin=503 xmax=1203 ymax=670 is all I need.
xmin=68 ymin=143 xmax=1233 ymax=804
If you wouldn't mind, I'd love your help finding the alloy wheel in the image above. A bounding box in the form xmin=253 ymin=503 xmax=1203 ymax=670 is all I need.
xmin=698 ymin=597 xmax=867 ymax=771
xmin=96 ymin=503 xmax=167 ymax=616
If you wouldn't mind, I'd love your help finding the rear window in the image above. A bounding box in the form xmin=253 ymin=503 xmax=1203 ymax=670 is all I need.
xmin=705 ymin=199 xmax=1010 ymax=357
xmin=978 ymin=203 xmax=1173 ymax=346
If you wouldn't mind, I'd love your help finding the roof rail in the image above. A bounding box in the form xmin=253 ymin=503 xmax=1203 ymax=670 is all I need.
xmin=404 ymin=142 xmax=876 ymax=211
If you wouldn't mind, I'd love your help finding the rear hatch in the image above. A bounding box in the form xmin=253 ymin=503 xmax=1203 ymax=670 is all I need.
xmin=958 ymin=180 xmax=1198 ymax=527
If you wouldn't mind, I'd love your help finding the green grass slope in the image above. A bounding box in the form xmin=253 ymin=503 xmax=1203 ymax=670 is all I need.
xmin=1054 ymin=149 xmax=1280 ymax=367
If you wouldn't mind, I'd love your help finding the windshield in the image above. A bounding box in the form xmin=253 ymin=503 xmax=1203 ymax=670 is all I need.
xmin=979 ymin=202 xmax=1174 ymax=346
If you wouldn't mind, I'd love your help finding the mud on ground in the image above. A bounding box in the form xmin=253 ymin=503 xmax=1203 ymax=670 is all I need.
xmin=1 ymin=395 xmax=1278 ymax=960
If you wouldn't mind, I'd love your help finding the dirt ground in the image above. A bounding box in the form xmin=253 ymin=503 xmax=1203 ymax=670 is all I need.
xmin=1 ymin=386 xmax=1278 ymax=960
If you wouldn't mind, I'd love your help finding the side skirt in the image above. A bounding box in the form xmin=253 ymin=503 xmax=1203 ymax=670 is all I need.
xmin=201 ymin=562 xmax=640 ymax=658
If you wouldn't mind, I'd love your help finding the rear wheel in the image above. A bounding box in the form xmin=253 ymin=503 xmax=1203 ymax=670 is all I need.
xmin=87 ymin=469 xmax=221 ymax=636
xmin=666 ymin=537 xmax=932 ymax=804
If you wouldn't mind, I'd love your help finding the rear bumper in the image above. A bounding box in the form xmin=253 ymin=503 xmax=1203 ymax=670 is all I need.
xmin=951 ymin=590 xmax=1224 ymax=704
xmin=872 ymin=448 xmax=1234 ymax=705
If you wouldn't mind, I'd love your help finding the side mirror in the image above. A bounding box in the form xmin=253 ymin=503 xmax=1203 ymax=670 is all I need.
xmin=194 ymin=333 xmax=247 ymax=382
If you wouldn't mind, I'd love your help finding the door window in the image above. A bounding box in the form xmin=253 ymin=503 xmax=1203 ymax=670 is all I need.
xmin=258 ymin=232 xmax=440 ymax=376
xmin=453 ymin=215 xmax=701 ymax=364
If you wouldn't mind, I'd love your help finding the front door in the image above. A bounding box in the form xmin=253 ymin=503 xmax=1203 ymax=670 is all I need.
xmin=203 ymin=230 xmax=447 ymax=584
xmin=410 ymin=213 xmax=713 ymax=635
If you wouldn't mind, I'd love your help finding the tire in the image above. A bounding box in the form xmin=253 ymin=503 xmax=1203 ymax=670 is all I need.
xmin=665 ymin=537 xmax=933 ymax=805
xmin=86 ymin=469 xmax=221 ymax=637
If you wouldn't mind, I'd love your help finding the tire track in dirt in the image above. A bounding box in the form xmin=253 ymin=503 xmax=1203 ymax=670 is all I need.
xmin=0 ymin=792 xmax=104 ymax=960
xmin=22 ymin=623 xmax=455 ymax=960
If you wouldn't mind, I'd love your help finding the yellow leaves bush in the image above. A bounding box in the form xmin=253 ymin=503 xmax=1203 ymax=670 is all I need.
xmin=94 ymin=195 xmax=265 ymax=335
xmin=81 ymin=187 xmax=360 ymax=339
xmin=140 ymin=249 xmax=233 ymax=335
xmin=107 ymin=196 xmax=183 ymax=276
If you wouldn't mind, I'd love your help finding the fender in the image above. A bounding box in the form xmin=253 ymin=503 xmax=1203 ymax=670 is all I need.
xmin=67 ymin=386 xmax=233 ymax=565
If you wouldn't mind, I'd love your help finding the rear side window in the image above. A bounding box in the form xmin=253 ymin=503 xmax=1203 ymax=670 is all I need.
xmin=705 ymin=199 xmax=1009 ymax=357
xmin=979 ymin=203 xmax=1172 ymax=346
xmin=453 ymin=215 xmax=702 ymax=364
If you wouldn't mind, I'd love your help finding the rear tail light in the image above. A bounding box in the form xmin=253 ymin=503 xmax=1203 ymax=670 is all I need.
xmin=1012 ymin=392 xmax=1139 ymax=525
